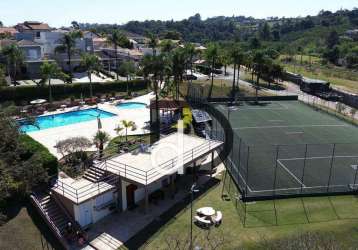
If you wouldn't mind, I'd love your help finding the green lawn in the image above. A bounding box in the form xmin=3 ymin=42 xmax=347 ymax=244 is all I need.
xmin=282 ymin=63 xmax=358 ymax=94
xmin=141 ymin=174 xmax=358 ymax=249
xmin=0 ymin=201 xmax=58 ymax=250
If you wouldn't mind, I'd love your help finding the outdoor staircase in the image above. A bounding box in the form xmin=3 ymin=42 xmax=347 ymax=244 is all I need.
xmin=83 ymin=165 xmax=107 ymax=183
xmin=30 ymin=193 xmax=72 ymax=249
xmin=38 ymin=194 xmax=71 ymax=235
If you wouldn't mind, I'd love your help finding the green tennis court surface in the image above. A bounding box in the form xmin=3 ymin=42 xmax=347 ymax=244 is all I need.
xmin=216 ymin=101 xmax=358 ymax=199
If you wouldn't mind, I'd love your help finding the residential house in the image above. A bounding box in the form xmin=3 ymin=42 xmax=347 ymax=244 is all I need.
xmin=15 ymin=21 xmax=51 ymax=41
xmin=346 ymin=29 xmax=358 ymax=41
xmin=0 ymin=27 xmax=18 ymax=38
xmin=17 ymin=39 xmax=47 ymax=78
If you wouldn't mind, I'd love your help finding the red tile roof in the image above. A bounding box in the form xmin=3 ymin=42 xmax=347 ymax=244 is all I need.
xmin=16 ymin=21 xmax=51 ymax=31
xmin=0 ymin=27 xmax=18 ymax=35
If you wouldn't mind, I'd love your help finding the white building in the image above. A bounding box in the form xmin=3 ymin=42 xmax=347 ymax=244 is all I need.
xmin=51 ymin=133 xmax=223 ymax=228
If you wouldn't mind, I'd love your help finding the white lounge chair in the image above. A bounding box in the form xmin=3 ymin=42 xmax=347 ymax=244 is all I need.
xmin=213 ymin=211 xmax=222 ymax=226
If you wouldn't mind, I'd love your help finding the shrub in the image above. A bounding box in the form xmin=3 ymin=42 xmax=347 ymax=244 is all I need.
xmin=0 ymin=79 xmax=149 ymax=103
xmin=19 ymin=135 xmax=58 ymax=177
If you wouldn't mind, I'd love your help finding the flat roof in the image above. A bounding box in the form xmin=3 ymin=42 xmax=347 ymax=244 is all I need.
xmin=52 ymin=175 xmax=115 ymax=204
xmin=101 ymin=133 xmax=223 ymax=185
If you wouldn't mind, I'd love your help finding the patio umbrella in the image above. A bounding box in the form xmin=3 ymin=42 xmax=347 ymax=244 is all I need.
xmin=97 ymin=116 xmax=102 ymax=130
xmin=30 ymin=99 xmax=47 ymax=105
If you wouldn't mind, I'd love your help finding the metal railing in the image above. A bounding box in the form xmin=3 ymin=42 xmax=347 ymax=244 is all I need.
xmin=30 ymin=194 xmax=68 ymax=249
xmin=53 ymin=172 xmax=118 ymax=204
xmin=53 ymin=138 xmax=222 ymax=202
xmin=103 ymin=139 xmax=220 ymax=184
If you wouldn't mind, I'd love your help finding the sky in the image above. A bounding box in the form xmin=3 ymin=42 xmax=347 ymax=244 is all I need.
xmin=0 ymin=0 xmax=357 ymax=27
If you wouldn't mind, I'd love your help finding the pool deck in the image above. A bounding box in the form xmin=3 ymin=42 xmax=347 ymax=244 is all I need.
xmin=27 ymin=93 xmax=155 ymax=159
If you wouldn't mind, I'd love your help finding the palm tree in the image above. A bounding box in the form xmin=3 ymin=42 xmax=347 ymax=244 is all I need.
xmin=118 ymin=61 xmax=136 ymax=96
xmin=171 ymin=48 xmax=186 ymax=100
xmin=106 ymin=30 xmax=131 ymax=80
xmin=220 ymin=48 xmax=231 ymax=76
xmin=93 ymin=131 xmax=110 ymax=159
xmin=40 ymin=61 xmax=63 ymax=103
xmin=205 ymin=43 xmax=219 ymax=99
xmin=141 ymin=54 xmax=162 ymax=141
xmin=160 ymin=39 xmax=175 ymax=54
xmin=81 ymin=53 xmax=100 ymax=98
xmin=148 ymin=33 xmax=159 ymax=56
xmin=184 ymin=43 xmax=197 ymax=85
xmin=230 ymin=47 xmax=245 ymax=97
xmin=121 ymin=120 xmax=136 ymax=142
xmin=1 ymin=44 xmax=24 ymax=85
xmin=55 ymin=30 xmax=83 ymax=83
xmin=252 ymin=50 xmax=270 ymax=104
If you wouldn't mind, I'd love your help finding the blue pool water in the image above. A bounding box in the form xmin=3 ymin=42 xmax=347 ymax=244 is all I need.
xmin=19 ymin=108 xmax=116 ymax=133
xmin=116 ymin=102 xmax=147 ymax=110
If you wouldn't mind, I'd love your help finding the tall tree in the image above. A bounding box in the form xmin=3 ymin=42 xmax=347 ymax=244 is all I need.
xmin=55 ymin=30 xmax=83 ymax=83
xmin=148 ymin=33 xmax=159 ymax=56
xmin=141 ymin=54 xmax=164 ymax=141
xmin=252 ymin=50 xmax=271 ymax=103
xmin=81 ymin=53 xmax=101 ymax=98
xmin=205 ymin=43 xmax=219 ymax=99
xmin=93 ymin=131 xmax=110 ymax=160
xmin=259 ymin=22 xmax=271 ymax=41
xmin=171 ymin=48 xmax=186 ymax=100
xmin=1 ymin=44 xmax=24 ymax=85
xmin=230 ymin=47 xmax=245 ymax=99
xmin=118 ymin=61 xmax=137 ymax=96
xmin=326 ymin=30 xmax=340 ymax=49
xmin=121 ymin=120 xmax=136 ymax=142
xmin=160 ymin=39 xmax=175 ymax=54
xmin=40 ymin=61 xmax=64 ymax=103
xmin=106 ymin=30 xmax=131 ymax=80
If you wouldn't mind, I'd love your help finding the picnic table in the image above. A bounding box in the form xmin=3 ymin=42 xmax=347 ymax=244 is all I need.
xmin=198 ymin=207 xmax=216 ymax=217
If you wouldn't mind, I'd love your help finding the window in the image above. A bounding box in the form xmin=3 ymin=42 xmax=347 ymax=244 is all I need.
xmin=36 ymin=32 xmax=41 ymax=38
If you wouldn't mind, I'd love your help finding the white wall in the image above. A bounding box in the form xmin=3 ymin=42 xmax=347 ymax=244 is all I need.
xmin=74 ymin=190 xmax=117 ymax=228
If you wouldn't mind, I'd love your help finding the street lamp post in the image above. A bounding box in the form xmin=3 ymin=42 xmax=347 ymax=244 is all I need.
xmin=190 ymin=183 xmax=199 ymax=249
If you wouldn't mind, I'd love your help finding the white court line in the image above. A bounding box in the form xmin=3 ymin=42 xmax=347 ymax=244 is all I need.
xmin=218 ymin=104 xmax=288 ymax=112
xmin=250 ymin=183 xmax=358 ymax=193
xmin=277 ymin=160 xmax=306 ymax=187
xmin=233 ymin=124 xmax=348 ymax=130
xmin=226 ymin=156 xmax=253 ymax=193
xmin=285 ymin=132 xmax=304 ymax=135
xmin=279 ymin=155 xmax=358 ymax=161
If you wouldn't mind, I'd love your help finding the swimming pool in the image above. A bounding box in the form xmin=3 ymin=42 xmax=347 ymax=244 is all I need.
xmin=116 ymin=102 xmax=147 ymax=110
xmin=19 ymin=108 xmax=116 ymax=133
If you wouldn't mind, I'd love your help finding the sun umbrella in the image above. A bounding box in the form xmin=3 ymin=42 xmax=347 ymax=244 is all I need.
xmin=30 ymin=99 xmax=47 ymax=105
xmin=97 ymin=116 xmax=102 ymax=130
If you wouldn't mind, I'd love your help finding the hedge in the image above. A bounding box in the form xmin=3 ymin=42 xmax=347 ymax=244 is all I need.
xmin=0 ymin=79 xmax=149 ymax=103
xmin=19 ymin=134 xmax=58 ymax=177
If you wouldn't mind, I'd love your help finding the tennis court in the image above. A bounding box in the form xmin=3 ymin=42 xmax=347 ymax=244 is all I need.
xmin=216 ymin=101 xmax=358 ymax=199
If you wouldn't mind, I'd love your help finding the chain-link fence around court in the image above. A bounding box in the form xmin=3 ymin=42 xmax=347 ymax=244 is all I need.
xmin=225 ymin=133 xmax=358 ymax=200
xmin=185 ymin=83 xmax=358 ymax=200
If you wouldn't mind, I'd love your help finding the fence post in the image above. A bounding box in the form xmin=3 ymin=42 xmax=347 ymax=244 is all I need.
xmin=245 ymin=146 xmax=250 ymax=198
xmin=236 ymin=139 xmax=241 ymax=186
xmin=326 ymin=143 xmax=336 ymax=192
xmin=300 ymin=144 xmax=308 ymax=194
xmin=353 ymin=163 xmax=358 ymax=190
xmin=273 ymin=145 xmax=280 ymax=226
